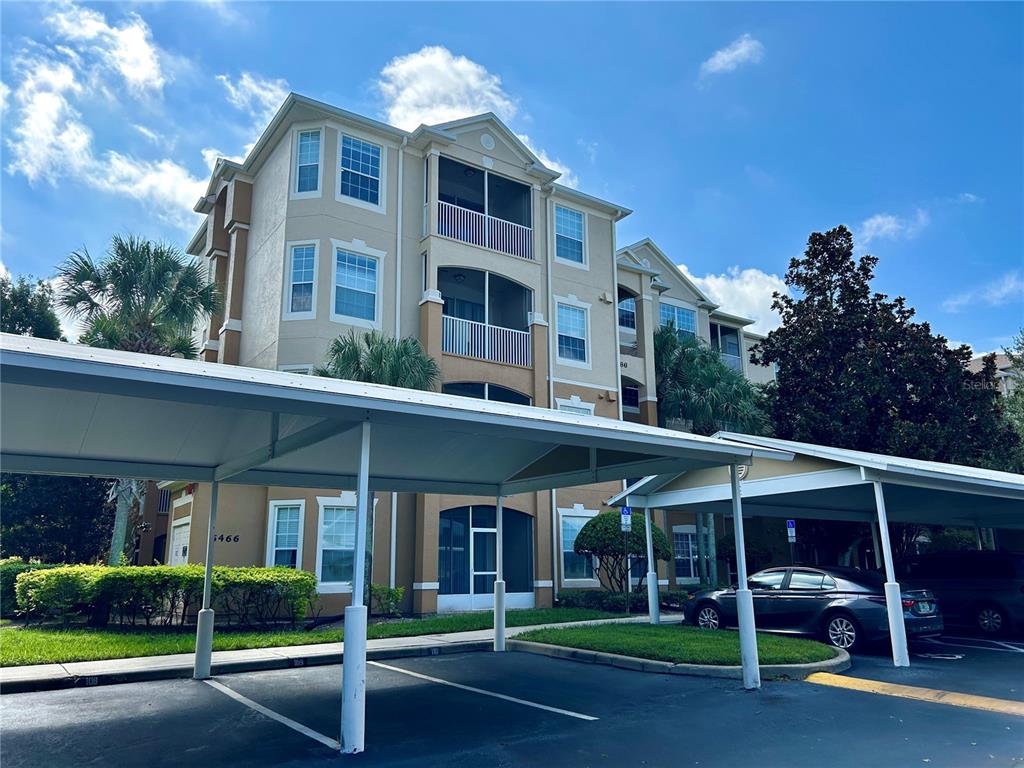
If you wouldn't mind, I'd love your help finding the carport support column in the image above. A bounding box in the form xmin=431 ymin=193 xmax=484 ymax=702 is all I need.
xmin=193 ymin=480 xmax=220 ymax=680
xmin=730 ymin=465 xmax=760 ymax=690
xmin=872 ymin=481 xmax=910 ymax=668
xmin=494 ymin=495 xmax=506 ymax=652
xmin=342 ymin=421 xmax=372 ymax=754
xmin=644 ymin=508 xmax=660 ymax=625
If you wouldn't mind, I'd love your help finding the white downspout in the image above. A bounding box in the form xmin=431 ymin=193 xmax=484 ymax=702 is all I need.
xmin=546 ymin=191 xmax=559 ymax=603
xmin=390 ymin=138 xmax=407 ymax=591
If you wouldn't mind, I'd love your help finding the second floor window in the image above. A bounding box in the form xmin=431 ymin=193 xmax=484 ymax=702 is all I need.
xmin=295 ymin=130 xmax=321 ymax=194
xmin=340 ymin=135 xmax=382 ymax=206
xmin=660 ymin=302 xmax=696 ymax=338
xmin=334 ymin=250 xmax=378 ymax=323
xmin=555 ymin=205 xmax=585 ymax=264
xmin=288 ymin=244 xmax=316 ymax=315
xmin=557 ymin=303 xmax=588 ymax=364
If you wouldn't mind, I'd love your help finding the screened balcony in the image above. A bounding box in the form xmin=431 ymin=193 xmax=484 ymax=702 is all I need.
xmin=710 ymin=323 xmax=744 ymax=373
xmin=438 ymin=267 xmax=533 ymax=367
xmin=435 ymin=157 xmax=534 ymax=261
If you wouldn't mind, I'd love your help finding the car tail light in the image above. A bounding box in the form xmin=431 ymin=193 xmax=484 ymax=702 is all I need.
xmin=902 ymin=599 xmax=916 ymax=609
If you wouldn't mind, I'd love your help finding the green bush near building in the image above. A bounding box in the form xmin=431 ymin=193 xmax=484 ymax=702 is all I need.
xmin=0 ymin=559 xmax=60 ymax=618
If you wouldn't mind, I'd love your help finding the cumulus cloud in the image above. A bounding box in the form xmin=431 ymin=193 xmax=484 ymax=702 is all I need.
xmin=680 ymin=263 xmax=788 ymax=334
xmin=376 ymin=46 xmax=576 ymax=186
xmin=942 ymin=271 xmax=1024 ymax=313
xmin=215 ymin=71 xmax=289 ymax=160
xmin=859 ymin=208 xmax=929 ymax=245
xmin=957 ymin=192 xmax=983 ymax=204
xmin=700 ymin=34 xmax=765 ymax=78
xmin=0 ymin=260 xmax=10 ymax=281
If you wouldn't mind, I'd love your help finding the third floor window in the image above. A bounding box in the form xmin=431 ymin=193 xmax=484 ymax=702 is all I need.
xmin=339 ymin=135 xmax=382 ymax=206
xmin=294 ymin=129 xmax=321 ymax=194
xmin=555 ymin=205 xmax=585 ymax=264
xmin=660 ymin=302 xmax=696 ymax=338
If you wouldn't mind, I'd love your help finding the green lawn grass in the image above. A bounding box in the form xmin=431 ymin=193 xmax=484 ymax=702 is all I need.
xmin=0 ymin=607 xmax=622 ymax=667
xmin=515 ymin=623 xmax=837 ymax=666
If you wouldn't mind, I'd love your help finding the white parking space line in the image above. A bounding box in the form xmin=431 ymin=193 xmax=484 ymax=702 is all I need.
xmin=368 ymin=661 xmax=599 ymax=721
xmin=919 ymin=637 xmax=1024 ymax=654
xmin=203 ymin=679 xmax=341 ymax=751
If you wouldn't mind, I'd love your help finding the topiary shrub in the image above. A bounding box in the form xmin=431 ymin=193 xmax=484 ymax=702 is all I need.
xmin=573 ymin=511 xmax=672 ymax=593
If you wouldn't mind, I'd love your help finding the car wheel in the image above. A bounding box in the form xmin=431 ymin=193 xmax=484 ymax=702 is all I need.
xmin=824 ymin=614 xmax=859 ymax=651
xmin=976 ymin=605 xmax=1006 ymax=635
xmin=695 ymin=603 xmax=722 ymax=630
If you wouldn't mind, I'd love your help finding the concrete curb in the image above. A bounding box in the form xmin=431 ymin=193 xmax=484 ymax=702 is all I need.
xmin=506 ymin=639 xmax=851 ymax=680
xmin=0 ymin=641 xmax=490 ymax=694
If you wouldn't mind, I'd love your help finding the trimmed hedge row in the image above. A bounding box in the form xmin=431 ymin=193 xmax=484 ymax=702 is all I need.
xmin=0 ymin=559 xmax=60 ymax=618
xmin=14 ymin=565 xmax=317 ymax=629
xmin=557 ymin=588 xmax=699 ymax=613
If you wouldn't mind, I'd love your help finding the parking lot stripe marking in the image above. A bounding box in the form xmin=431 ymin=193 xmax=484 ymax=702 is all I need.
xmin=921 ymin=637 xmax=1024 ymax=654
xmin=368 ymin=661 xmax=599 ymax=721
xmin=203 ymin=679 xmax=341 ymax=751
xmin=805 ymin=673 xmax=1024 ymax=718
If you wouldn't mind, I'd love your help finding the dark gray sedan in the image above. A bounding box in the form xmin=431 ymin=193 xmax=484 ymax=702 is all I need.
xmin=683 ymin=566 xmax=944 ymax=651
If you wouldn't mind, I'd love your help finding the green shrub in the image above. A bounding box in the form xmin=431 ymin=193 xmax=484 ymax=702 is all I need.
xmin=556 ymin=589 xmax=647 ymax=613
xmin=1 ymin=560 xmax=60 ymax=618
xmin=573 ymin=512 xmax=672 ymax=593
xmin=370 ymin=584 xmax=405 ymax=617
xmin=214 ymin=567 xmax=316 ymax=628
xmin=15 ymin=565 xmax=104 ymax=627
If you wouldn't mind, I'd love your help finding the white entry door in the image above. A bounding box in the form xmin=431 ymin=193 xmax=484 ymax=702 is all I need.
xmin=169 ymin=519 xmax=191 ymax=566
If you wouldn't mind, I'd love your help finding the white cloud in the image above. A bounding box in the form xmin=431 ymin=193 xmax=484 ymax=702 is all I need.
xmin=133 ymin=124 xmax=162 ymax=144
xmin=942 ymin=271 xmax=1024 ymax=313
xmin=216 ymin=71 xmax=289 ymax=158
xmin=700 ymin=34 xmax=765 ymax=78
xmin=376 ymin=46 xmax=576 ymax=186
xmin=860 ymin=208 xmax=929 ymax=245
xmin=0 ymin=260 xmax=10 ymax=281
xmin=680 ymin=263 xmax=789 ymax=334
xmin=578 ymin=139 xmax=598 ymax=164
xmin=957 ymin=192 xmax=983 ymax=204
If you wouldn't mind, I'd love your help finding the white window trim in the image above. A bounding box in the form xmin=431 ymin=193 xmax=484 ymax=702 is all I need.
xmin=554 ymin=204 xmax=588 ymax=270
xmin=558 ymin=504 xmax=600 ymax=588
xmin=621 ymin=384 xmax=641 ymax=414
xmin=290 ymin=125 xmax=324 ymax=200
xmin=315 ymin=493 xmax=358 ymax=594
xmin=330 ymin=238 xmax=386 ymax=330
xmin=278 ymin=364 xmax=314 ymax=375
xmin=659 ymin=296 xmax=699 ymax=336
xmin=282 ymin=239 xmax=319 ymax=321
xmin=333 ymin=125 xmax=388 ymax=215
xmin=672 ymin=523 xmax=700 ymax=586
xmin=555 ymin=395 xmax=595 ymax=416
xmin=555 ymin=294 xmax=592 ymax=370
xmin=265 ymin=499 xmax=306 ymax=569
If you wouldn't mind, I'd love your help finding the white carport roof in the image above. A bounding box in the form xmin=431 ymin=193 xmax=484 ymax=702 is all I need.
xmin=0 ymin=335 xmax=785 ymax=495
xmin=609 ymin=432 xmax=1024 ymax=529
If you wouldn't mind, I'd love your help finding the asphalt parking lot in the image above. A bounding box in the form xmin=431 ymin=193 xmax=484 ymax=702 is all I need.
xmin=2 ymin=640 xmax=1021 ymax=768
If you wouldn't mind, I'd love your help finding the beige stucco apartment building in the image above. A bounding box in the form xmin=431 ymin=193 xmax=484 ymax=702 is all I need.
xmin=141 ymin=93 xmax=773 ymax=615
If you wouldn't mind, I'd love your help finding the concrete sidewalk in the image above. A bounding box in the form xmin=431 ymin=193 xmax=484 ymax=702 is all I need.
xmin=0 ymin=614 xmax=684 ymax=694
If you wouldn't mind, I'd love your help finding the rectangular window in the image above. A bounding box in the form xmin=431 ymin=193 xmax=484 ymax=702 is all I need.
xmin=288 ymin=244 xmax=316 ymax=315
xmin=561 ymin=514 xmax=594 ymax=580
xmin=557 ymin=303 xmax=588 ymax=363
xmin=295 ymin=130 xmax=321 ymax=194
xmin=618 ymin=296 xmax=636 ymax=330
xmin=269 ymin=504 xmax=301 ymax=568
xmin=555 ymin=205 xmax=585 ymax=264
xmin=660 ymin=302 xmax=697 ymax=337
xmin=334 ymin=250 xmax=378 ymax=322
xmin=319 ymin=505 xmax=356 ymax=584
xmin=622 ymin=384 xmax=640 ymax=411
xmin=340 ymin=135 xmax=381 ymax=205
xmin=673 ymin=531 xmax=696 ymax=579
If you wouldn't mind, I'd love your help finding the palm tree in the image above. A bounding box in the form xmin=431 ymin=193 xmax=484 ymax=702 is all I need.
xmin=57 ymin=234 xmax=220 ymax=564
xmin=654 ymin=324 xmax=770 ymax=436
xmin=315 ymin=330 xmax=440 ymax=390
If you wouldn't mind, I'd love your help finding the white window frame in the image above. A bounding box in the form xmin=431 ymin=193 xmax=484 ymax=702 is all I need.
xmin=554 ymin=204 xmax=588 ymax=270
xmin=282 ymin=239 xmax=319 ymax=321
xmin=330 ymin=238 xmax=385 ymax=330
xmin=333 ymin=124 xmax=388 ymax=215
xmin=315 ymin=493 xmax=358 ymax=594
xmin=617 ymin=295 xmax=637 ymax=335
xmin=673 ymin=524 xmax=700 ymax=586
xmin=265 ymin=499 xmax=305 ymax=569
xmin=555 ymin=295 xmax=592 ymax=370
xmin=659 ymin=296 xmax=699 ymax=338
xmin=558 ymin=504 xmax=600 ymax=588
xmin=555 ymin=395 xmax=595 ymax=416
xmin=290 ymin=125 xmax=324 ymax=200
xmin=621 ymin=383 xmax=641 ymax=414
xmin=278 ymin=364 xmax=314 ymax=375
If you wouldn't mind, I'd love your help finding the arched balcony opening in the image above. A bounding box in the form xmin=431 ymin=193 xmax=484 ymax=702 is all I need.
xmin=438 ymin=267 xmax=533 ymax=367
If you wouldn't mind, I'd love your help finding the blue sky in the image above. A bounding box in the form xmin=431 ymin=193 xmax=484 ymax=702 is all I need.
xmin=2 ymin=1 xmax=1021 ymax=350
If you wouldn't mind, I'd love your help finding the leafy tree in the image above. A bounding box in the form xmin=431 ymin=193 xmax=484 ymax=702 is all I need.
xmin=573 ymin=511 xmax=672 ymax=594
xmin=1002 ymin=329 xmax=1024 ymax=441
xmin=56 ymin=235 xmax=220 ymax=563
xmin=751 ymin=225 xmax=1021 ymax=472
xmin=0 ymin=274 xmax=63 ymax=340
xmin=0 ymin=474 xmax=113 ymax=563
xmin=654 ymin=325 xmax=770 ymax=435
xmin=315 ymin=330 xmax=440 ymax=389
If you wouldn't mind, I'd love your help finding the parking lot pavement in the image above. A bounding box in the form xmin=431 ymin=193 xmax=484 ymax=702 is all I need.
xmin=2 ymin=650 xmax=1021 ymax=768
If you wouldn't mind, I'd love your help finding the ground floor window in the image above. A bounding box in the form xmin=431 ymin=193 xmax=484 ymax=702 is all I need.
xmin=559 ymin=507 xmax=597 ymax=582
xmin=673 ymin=525 xmax=697 ymax=580
xmin=267 ymin=501 xmax=304 ymax=568
xmin=438 ymin=506 xmax=533 ymax=598
xmin=317 ymin=501 xmax=356 ymax=587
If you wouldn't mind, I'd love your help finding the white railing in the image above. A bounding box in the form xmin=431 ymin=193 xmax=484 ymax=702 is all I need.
xmin=720 ymin=353 xmax=743 ymax=372
xmin=436 ymin=200 xmax=534 ymax=261
xmin=442 ymin=314 xmax=532 ymax=367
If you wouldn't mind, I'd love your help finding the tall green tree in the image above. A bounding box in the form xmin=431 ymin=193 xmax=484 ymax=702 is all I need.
xmin=56 ymin=235 xmax=220 ymax=563
xmin=0 ymin=274 xmax=63 ymax=340
xmin=751 ymin=225 xmax=1021 ymax=472
xmin=654 ymin=325 xmax=770 ymax=436
xmin=1002 ymin=329 xmax=1024 ymax=441
xmin=315 ymin=330 xmax=440 ymax=389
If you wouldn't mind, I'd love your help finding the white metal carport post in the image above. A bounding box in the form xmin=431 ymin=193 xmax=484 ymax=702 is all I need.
xmin=193 ymin=480 xmax=220 ymax=680
xmin=342 ymin=421 xmax=372 ymax=754
xmin=872 ymin=481 xmax=910 ymax=667
xmin=730 ymin=465 xmax=760 ymax=690
xmin=494 ymin=494 xmax=506 ymax=652
xmin=644 ymin=508 xmax=659 ymax=625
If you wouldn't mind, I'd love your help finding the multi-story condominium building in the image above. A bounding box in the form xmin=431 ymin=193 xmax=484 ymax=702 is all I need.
xmin=141 ymin=93 xmax=773 ymax=614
